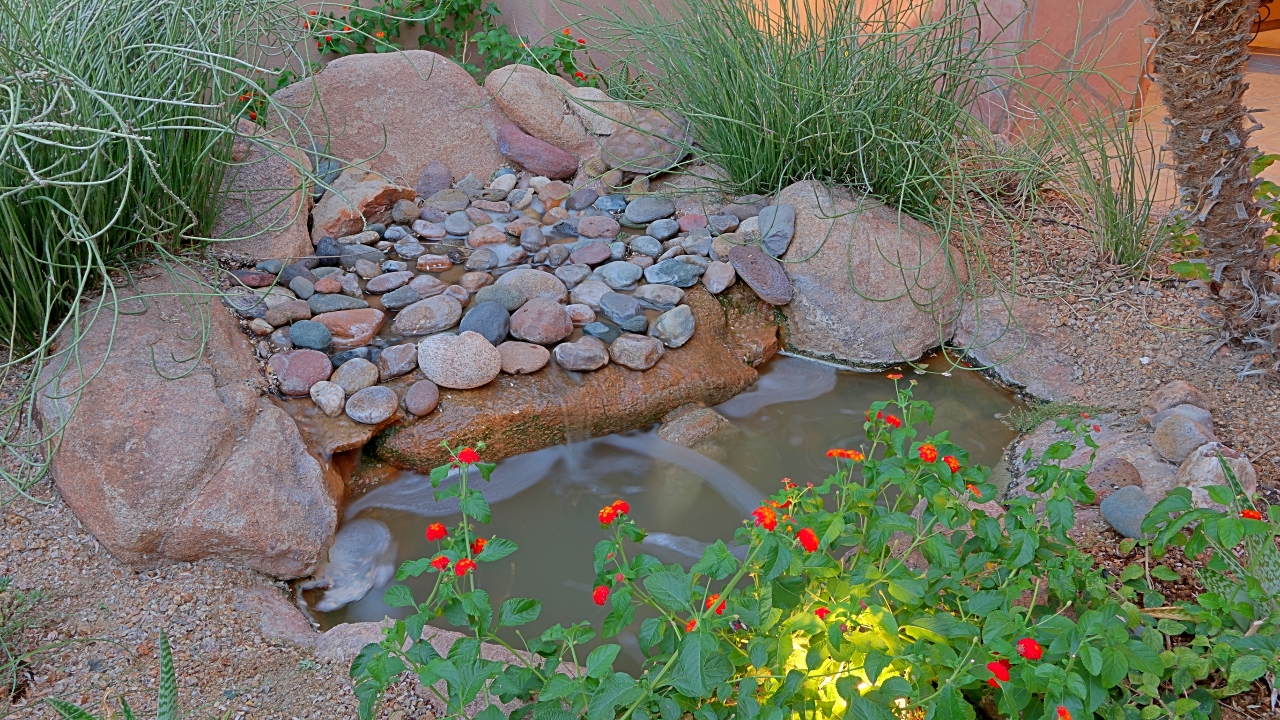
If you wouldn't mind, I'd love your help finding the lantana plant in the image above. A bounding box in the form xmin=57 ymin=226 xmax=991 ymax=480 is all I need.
xmin=351 ymin=383 xmax=1278 ymax=720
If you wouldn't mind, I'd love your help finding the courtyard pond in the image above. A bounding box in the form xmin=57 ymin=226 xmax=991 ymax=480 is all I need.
xmin=307 ymin=353 xmax=1021 ymax=671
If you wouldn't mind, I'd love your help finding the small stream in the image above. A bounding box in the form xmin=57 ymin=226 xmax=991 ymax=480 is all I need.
xmin=309 ymin=353 xmax=1021 ymax=670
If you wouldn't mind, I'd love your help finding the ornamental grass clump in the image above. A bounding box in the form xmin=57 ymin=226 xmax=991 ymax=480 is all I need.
xmin=0 ymin=0 xmax=311 ymax=502
xmin=352 ymin=384 xmax=1280 ymax=720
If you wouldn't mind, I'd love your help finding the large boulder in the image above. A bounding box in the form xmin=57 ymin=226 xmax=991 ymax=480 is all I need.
xmin=373 ymin=287 xmax=763 ymax=469
xmin=484 ymin=65 xmax=591 ymax=153
xmin=211 ymin=120 xmax=313 ymax=260
xmin=36 ymin=265 xmax=338 ymax=578
xmin=952 ymin=294 xmax=1085 ymax=402
xmin=274 ymin=51 xmax=510 ymax=185
xmin=777 ymin=180 xmax=964 ymax=365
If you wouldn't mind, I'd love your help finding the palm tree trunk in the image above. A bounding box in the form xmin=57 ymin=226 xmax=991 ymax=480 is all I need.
xmin=1151 ymin=0 xmax=1275 ymax=357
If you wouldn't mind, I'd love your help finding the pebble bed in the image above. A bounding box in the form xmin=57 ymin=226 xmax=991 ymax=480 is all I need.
xmin=223 ymin=168 xmax=795 ymax=425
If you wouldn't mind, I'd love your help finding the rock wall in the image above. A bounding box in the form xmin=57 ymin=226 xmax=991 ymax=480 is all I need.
xmin=37 ymin=266 xmax=339 ymax=579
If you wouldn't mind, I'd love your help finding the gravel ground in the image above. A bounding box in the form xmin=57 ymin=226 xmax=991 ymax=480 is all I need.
xmin=2 ymin=196 xmax=1279 ymax=718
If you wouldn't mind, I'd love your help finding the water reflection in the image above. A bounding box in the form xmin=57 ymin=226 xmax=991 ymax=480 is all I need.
xmin=314 ymin=353 xmax=1020 ymax=671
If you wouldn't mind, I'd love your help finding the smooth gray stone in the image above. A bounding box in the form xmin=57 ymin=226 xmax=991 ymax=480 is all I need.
xmin=314 ymin=236 xmax=342 ymax=267
xmin=599 ymin=291 xmax=644 ymax=326
xmin=682 ymin=229 xmax=713 ymax=256
xmin=1100 ymin=485 xmax=1155 ymax=539
xmin=288 ymin=276 xmax=315 ymax=300
xmin=474 ymin=284 xmax=527 ymax=312
xmin=339 ymin=244 xmax=384 ymax=271
xmin=329 ymin=347 xmax=371 ymax=368
xmin=254 ymin=259 xmax=283 ymax=274
xmin=625 ymin=196 xmax=676 ymax=224
xmin=555 ymin=263 xmax=592 ymax=289
xmin=598 ymin=261 xmax=643 ymax=290
xmin=646 ymin=218 xmax=679 ymax=241
xmin=649 ymin=304 xmax=695 ymax=348
xmin=630 ymin=235 xmax=662 ymax=258
xmin=382 ymin=260 xmax=409 ymax=272
xmin=633 ymin=284 xmax=684 ymax=310
xmin=519 ymin=225 xmax=547 ymax=252
xmin=380 ymin=285 xmax=422 ymax=311
xmin=758 ymin=203 xmax=796 ymax=257
xmin=583 ymin=321 xmax=620 ymax=343
xmin=460 ymin=301 xmax=511 ymax=347
xmin=594 ymin=194 xmax=627 ymax=212
xmin=289 ymin=320 xmax=332 ymax=352
xmin=466 ymin=248 xmax=498 ymax=271
xmin=565 ymin=188 xmax=599 ymax=211
xmin=547 ymin=244 xmax=570 ymax=267
xmin=444 ymin=211 xmax=476 ymax=236
xmin=308 ymin=293 xmax=369 ymax=314
xmin=644 ymin=258 xmax=704 ymax=288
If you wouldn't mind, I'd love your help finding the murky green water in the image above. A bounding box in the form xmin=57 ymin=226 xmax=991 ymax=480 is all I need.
xmin=312 ymin=353 xmax=1020 ymax=670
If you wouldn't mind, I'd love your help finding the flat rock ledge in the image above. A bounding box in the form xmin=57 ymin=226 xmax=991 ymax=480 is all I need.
xmin=371 ymin=286 xmax=763 ymax=470
xmin=36 ymin=265 xmax=339 ymax=579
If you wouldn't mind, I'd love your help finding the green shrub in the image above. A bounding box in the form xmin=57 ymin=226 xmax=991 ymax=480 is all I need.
xmin=350 ymin=385 xmax=1279 ymax=720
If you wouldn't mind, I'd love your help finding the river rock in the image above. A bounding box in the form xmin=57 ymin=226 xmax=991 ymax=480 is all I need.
xmin=409 ymin=274 xmax=448 ymax=297
xmin=313 ymin=308 xmax=385 ymax=350
xmin=728 ymin=246 xmax=791 ymax=305
xmin=443 ymin=212 xmax=475 ymax=236
xmin=405 ymin=380 xmax=440 ymax=416
xmin=598 ymin=261 xmax=644 ymax=290
xmin=702 ymin=261 xmax=737 ymax=294
xmin=393 ymin=240 xmax=425 ymax=259
xmin=778 ymin=180 xmax=963 ymax=365
xmin=1151 ymin=404 xmax=1214 ymax=432
xmin=288 ymin=276 xmax=316 ymax=300
xmin=417 ymin=331 xmax=502 ymax=389
xmin=37 ymin=269 xmax=335 ymax=577
xmin=554 ymin=336 xmax=609 ymax=371
xmin=484 ymin=64 xmax=589 ymax=152
xmin=1100 ymin=485 xmax=1155 ymax=539
xmin=346 ymin=386 xmax=399 ymax=425
xmin=458 ymin=271 xmax=495 ymax=292
xmin=461 ymin=301 xmax=512 ymax=346
xmin=468 ymin=225 xmax=507 ymax=248
xmin=757 ymin=204 xmax=796 ymax=257
xmin=650 ymin=305 xmax=695 ymax=348
xmin=1140 ymin=381 xmax=1212 ymax=426
xmin=645 ymin=258 xmax=704 ymax=288
xmin=288 ymin=320 xmax=333 ymax=352
xmin=583 ymin=321 xmax=621 ymax=344
xmin=268 ymin=349 xmax=333 ymax=396
xmin=625 ymin=196 xmax=677 ymax=225
xmin=393 ymin=295 xmax=463 ymax=336
xmin=569 ymin=279 xmax=612 ymax=310
xmin=1153 ymin=414 xmax=1216 ymax=464
xmin=230 ymin=269 xmax=276 ymax=289
xmin=578 ymin=215 xmax=620 ymax=239
xmin=599 ymin=292 xmax=644 ymax=327
xmin=519 ymin=225 xmax=547 ymax=252
xmin=555 ymin=264 xmax=592 ymax=289
xmin=566 ymin=304 xmax=596 ymax=325
xmin=474 ymin=285 xmax=526 ymax=313
xmin=416 ymin=160 xmax=453 ymax=199
xmin=595 ymin=194 xmax=627 ymax=212
xmin=496 ymin=123 xmax=577 ymax=179
xmin=510 ymin=297 xmax=573 ymax=345
xmin=444 ymin=285 xmax=470 ymax=304
xmin=331 ymin=357 xmax=380 ymax=395
xmin=497 ymin=341 xmax=551 ymax=374
xmin=339 ymin=244 xmax=385 ymax=272
xmin=494 ymin=268 xmax=568 ymax=303
xmin=309 ymin=380 xmax=346 ymax=417
xmin=309 ymin=168 xmax=416 ymax=244
xmin=609 ymin=333 xmax=664 ymax=370
xmin=630 ymin=236 xmax=663 ymax=258
xmin=602 ymin=108 xmax=690 ymax=172
xmin=647 ymin=218 xmax=679 ymax=241
xmin=569 ymin=242 xmax=612 ymax=266
xmin=366 ymin=270 xmax=413 ymax=293
xmin=634 ymin=284 xmax=685 ymax=310
xmin=308 ymin=294 xmax=371 ymax=322
xmin=377 ymin=286 xmax=762 ymax=468
xmin=274 ymin=51 xmax=509 ymax=188
xmin=1176 ymin=443 xmax=1258 ymax=510
xmin=566 ymin=188 xmax=599 ymax=211
xmin=212 ymin=120 xmax=313 ymax=260
xmin=381 ymin=285 xmax=422 ymax=311
xmin=375 ymin=343 xmax=418 ymax=381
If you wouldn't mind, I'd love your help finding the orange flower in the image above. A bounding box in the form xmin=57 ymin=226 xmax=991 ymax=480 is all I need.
xmin=966 ymin=483 xmax=981 ymax=497
xmin=563 ymin=27 xmax=572 ymax=35
xmin=918 ymin=444 xmax=938 ymax=463
xmin=685 ymin=618 xmax=697 ymax=632
xmin=884 ymin=415 xmax=901 ymax=428
xmin=826 ymin=449 xmax=865 ymax=461
xmin=704 ymin=594 xmax=726 ymax=615
xmin=308 ymin=9 xmax=316 ymax=14
xmin=887 ymin=372 xmax=903 ymax=380
xmin=1243 ymin=509 xmax=1263 ymax=520
xmin=455 ymin=558 xmax=476 ymax=576
xmin=611 ymin=499 xmax=630 ymax=516
xmin=943 ymin=455 xmax=960 ymax=473
xmin=1056 ymin=708 xmax=1071 ymax=720
xmin=796 ymin=528 xmax=819 ymax=553
xmin=342 ymin=25 xmax=351 ymax=31
xmin=598 ymin=505 xmax=618 ymax=525
xmin=374 ymin=30 xmax=385 ymax=38
xmin=752 ymin=506 xmax=777 ymax=531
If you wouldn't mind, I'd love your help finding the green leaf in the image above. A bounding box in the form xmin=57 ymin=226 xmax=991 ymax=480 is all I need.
xmin=477 ymin=537 xmax=517 ymax=562
xmin=1229 ymin=655 xmax=1268 ymax=684
xmin=158 ymin=631 xmax=176 ymax=720
xmin=1118 ymin=538 xmax=1138 ymax=554
xmin=384 ymin=584 xmax=417 ymax=608
xmin=1079 ymin=644 xmax=1103 ymax=675
xmin=691 ymin=540 xmax=738 ymax=580
xmin=1119 ymin=564 xmax=1145 ymax=583
xmin=429 ymin=464 xmax=450 ymax=485
xmin=539 ymin=673 xmax=578 ymax=701
xmin=44 ymin=699 xmax=98 ymax=720
xmin=586 ymin=644 xmax=621 ymax=679
xmin=396 ymin=557 xmax=435 ymax=580
xmin=587 ymin=673 xmax=642 ymax=720
xmin=460 ymin=491 xmax=491 ymax=523
xmin=643 ymin=570 xmax=692 ymax=612
xmin=475 ymin=704 xmax=505 ymax=720
xmin=497 ymin=598 xmax=541 ymax=627
xmin=1218 ymin=517 xmax=1244 ymax=548
xmin=1150 ymin=565 xmax=1180 ymax=582
xmin=925 ymin=685 xmax=975 ymax=720
xmin=639 ymin=617 xmax=664 ymax=652
xmin=1170 ymin=260 xmax=1211 ymax=281
xmin=964 ymin=590 xmax=1004 ymax=616
xmin=864 ymin=649 xmax=891 ymax=685
xmin=670 ymin=631 xmax=733 ymax=698
xmin=1099 ymin=648 xmax=1128 ymax=688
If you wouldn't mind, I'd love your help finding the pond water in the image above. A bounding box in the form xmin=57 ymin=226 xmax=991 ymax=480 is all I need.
xmin=311 ymin=353 xmax=1021 ymax=670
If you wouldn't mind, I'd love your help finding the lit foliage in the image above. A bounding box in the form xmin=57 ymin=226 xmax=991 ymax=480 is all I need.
xmin=350 ymin=389 xmax=1279 ymax=720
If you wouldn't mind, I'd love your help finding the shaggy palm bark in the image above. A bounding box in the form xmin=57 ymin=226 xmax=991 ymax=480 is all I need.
xmin=1151 ymin=0 xmax=1276 ymax=363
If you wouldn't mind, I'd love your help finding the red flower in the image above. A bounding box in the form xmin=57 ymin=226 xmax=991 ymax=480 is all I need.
xmin=599 ymin=505 xmax=618 ymax=525
xmin=324 ymin=35 xmax=332 ymax=41
xmin=456 ymin=447 xmax=480 ymax=465
xmin=782 ymin=478 xmax=796 ymax=489
xmin=885 ymin=415 xmax=901 ymax=428
xmin=342 ymin=25 xmax=351 ymax=31
xmin=374 ymin=30 xmax=385 ymax=38
xmin=943 ymin=455 xmax=960 ymax=473
xmin=1243 ymin=509 xmax=1263 ymax=520
xmin=455 ymin=558 xmax=477 ymax=576
xmin=752 ymin=506 xmax=778 ymax=531
xmin=248 ymin=111 xmax=257 ymax=121
xmin=426 ymin=523 xmax=447 ymax=541
xmin=611 ymin=499 xmax=630 ymax=516
xmin=1056 ymin=707 xmax=1071 ymax=720
xmin=826 ymin=449 xmax=865 ymax=461
xmin=308 ymin=9 xmax=316 ymax=13
xmin=1015 ymin=637 xmax=1043 ymax=660
xmin=966 ymin=483 xmax=981 ymax=497
xmin=430 ymin=555 xmax=450 ymax=571
xmin=563 ymin=27 xmax=572 ymax=35
xmin=1091 ymin=424 xmax=1101 ymax=432
xmin=685 ymin=619 xmax=697 ymax=632
xmin=986 ymin=658 xmax=1011 ymax=686
xmin=796 ymin=528 xmax=819 ymax=553
xmin=470 ymin=537 xmax=487 ymax=555
xmin=317 ymin=42 xmax=323 ymax=48
xmin=574 ymin=71 xmax=586 ymax=79
xmin=1079 ymin=412 xmax=1090 ymax=419
xmin=593 ymin=585 xmax=609 ymax=605
xmin=704 ymin=594 xmax=725 ymax=615
xmin=577 ymin=38 xmax=586 ymax=44
xmin=814 ymin=607 xmax=830 ymax=620
xmin=887 ymin=372 xmax=903 ymax=380
xmin=918 ymin=444 xmax=938 ymax=463
xmin=614 ymin=573 xmax=625 ymax=583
